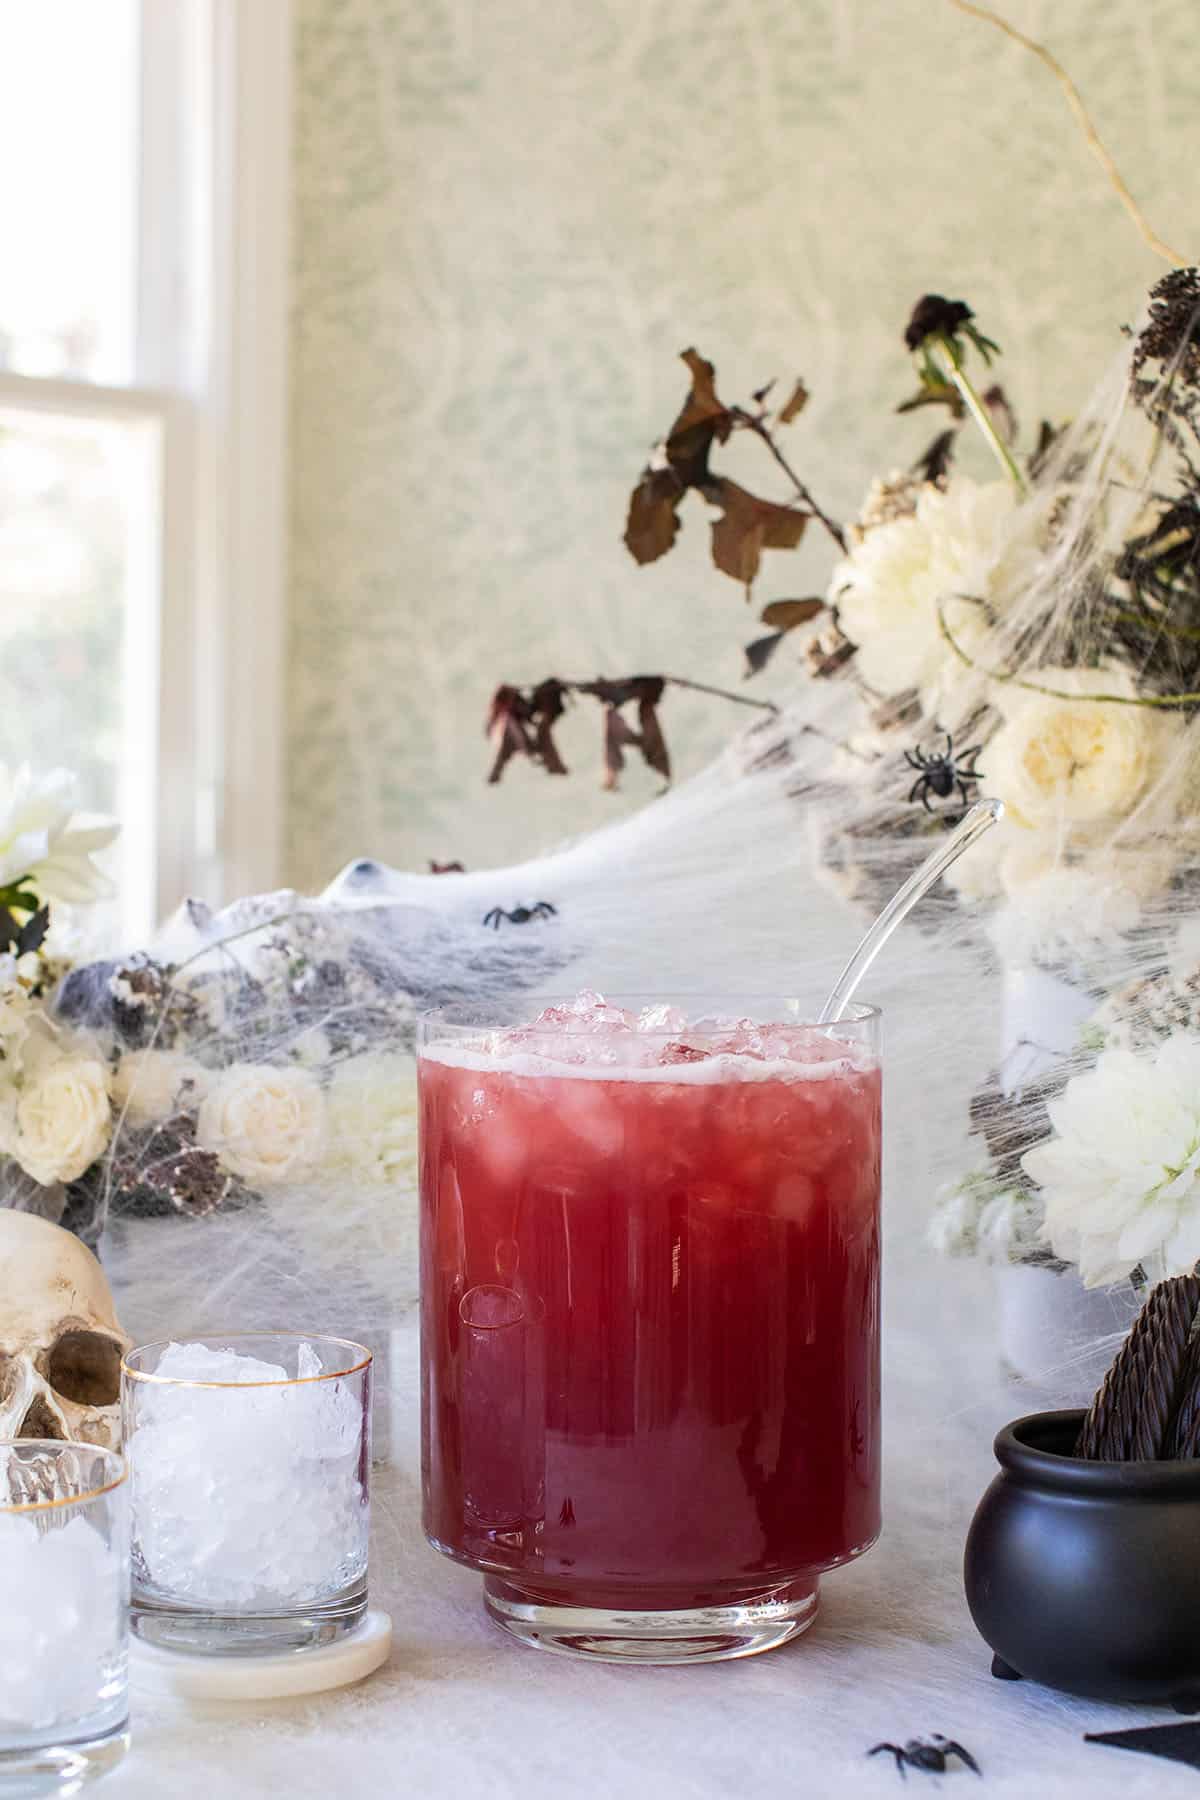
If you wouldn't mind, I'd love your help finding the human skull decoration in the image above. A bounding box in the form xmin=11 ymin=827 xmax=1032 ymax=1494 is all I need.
xmin=0 ymin=1213 xmax=131 ymax=1450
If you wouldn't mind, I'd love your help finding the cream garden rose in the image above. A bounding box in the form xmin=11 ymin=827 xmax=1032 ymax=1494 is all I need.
xmin=985 ymin=666 xmax=1174 ymax=829
xmin=9 ymin=1055 xmax=112 ymax=1186
xmin=829 ymin=477 xmax=1043 ymax=713
xmin=197 ymin=1063 xmax=324 ymax=1187
xmin=112 ymin=1049 xmax=208 ymax=1129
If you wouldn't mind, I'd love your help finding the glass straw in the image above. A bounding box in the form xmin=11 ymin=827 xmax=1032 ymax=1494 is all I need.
xmin=819 ymin=799 xmax=1004 ymax=1024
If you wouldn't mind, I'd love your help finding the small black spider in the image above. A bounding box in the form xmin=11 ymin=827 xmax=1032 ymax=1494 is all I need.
xmin=482 ymin=901 xmax=558 ymax=930
xmin=905 ymin=732 xmax=985 ymax=819
xmin=868 ymin=1735 xmax=981 ymax=1780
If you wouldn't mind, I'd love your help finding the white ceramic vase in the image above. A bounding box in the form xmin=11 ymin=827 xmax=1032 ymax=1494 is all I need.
xmin=993 ymin=964 xmax=1135 ymax=1399
xmin=994 ymin=1261 xmax=1137 ymax=1396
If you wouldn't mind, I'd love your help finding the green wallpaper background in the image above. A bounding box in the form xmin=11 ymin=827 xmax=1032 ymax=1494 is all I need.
xmin=286 ymin=0 xmax=1199 ymax=888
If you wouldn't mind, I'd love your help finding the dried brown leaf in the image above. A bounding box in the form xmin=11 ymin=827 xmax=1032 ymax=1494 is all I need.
xmin=601 ymin=706 xmax=640 ymax=791
xmin=913 ymin=429 xmax=957 ymax=485
xmin=529 ymin=677 xmax=569 ymax=775
xmin=760 ymin=597 xmax=825 ymax=631
xmin=624 ymin=467 xmax=686 ymax=565
xmin=896 ymin=381 xmax=965 ymax=419
xmin=664 ymin=348 xmax=733 ymax=487
xmin=577 ymin=675 xmax=665 ymax=711
xmin=744 ymin=632 xmax=785 ymax=676
xmin=1029 ymin=419 xmax=1062 ymax=479
xmin=485 ymin=685 xmax=534 ymax=784
xmin=534 ymin=722 xmax=567 ymax=774
xmin=636 ymin=697 xmax=671 ymax=781
xmin=776 ymin=378 xmax=809 ymax=425
xmin=708 ymin=478 xmax=808 ymax=587
xmin=487 ymin=718 xmax=529 ymax=785
xmin=983 ymin=382 xmax=1017 ymax=445
xmin=485 ymin=684 xmax=520 ymax=741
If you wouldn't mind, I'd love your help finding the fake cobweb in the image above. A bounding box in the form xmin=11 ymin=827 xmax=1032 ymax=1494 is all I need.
xmin=6 ymin=275 xmax=1200 ymax=1408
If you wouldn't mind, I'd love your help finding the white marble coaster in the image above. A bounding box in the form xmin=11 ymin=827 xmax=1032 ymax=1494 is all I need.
xmin=130 ymin=1609 xmax=393 ymax=1701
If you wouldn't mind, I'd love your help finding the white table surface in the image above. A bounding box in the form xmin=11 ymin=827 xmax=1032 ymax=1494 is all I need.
xmin=101 ymin=1259 xmax=1200 ymax=1800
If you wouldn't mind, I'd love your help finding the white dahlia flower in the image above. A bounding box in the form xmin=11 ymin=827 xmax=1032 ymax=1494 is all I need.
xmin=1023 ymin=1034 xmax=1200 ymax=1286
xmin=829 ymin=478 xmax=1042 ymax=712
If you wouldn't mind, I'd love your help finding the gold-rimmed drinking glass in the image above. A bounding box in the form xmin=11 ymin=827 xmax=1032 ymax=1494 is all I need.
xmin=122 ymin=1334 xmax=371 ymax=1655
xmin=0 ymin=1440 xmax=129 ymax=1794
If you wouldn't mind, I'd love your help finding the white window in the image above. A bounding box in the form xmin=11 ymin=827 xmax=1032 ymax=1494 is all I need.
xmin=0 ymin=0 xmax=291 ymax=942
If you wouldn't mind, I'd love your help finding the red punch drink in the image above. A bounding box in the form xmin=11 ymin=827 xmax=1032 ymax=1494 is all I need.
xmin=418 ymin=994 xmax=881 ymax=1662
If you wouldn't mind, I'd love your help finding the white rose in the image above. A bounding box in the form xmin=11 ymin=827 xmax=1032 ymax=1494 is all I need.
xmin=829 ymin=478 xmax=1042 ymax=711
xmin=323 ymin=1054 xmax=418 ymax=1188
xmin=196 ymin=1063 xmax=324 ymax=1187
xmin=10 ymin=1056 xmax=111 ymax=1186
xmin=112 ymin=1050 xmax=208 ymax=1129
xmin=985 ymin=667 xmax=1173 ymax=829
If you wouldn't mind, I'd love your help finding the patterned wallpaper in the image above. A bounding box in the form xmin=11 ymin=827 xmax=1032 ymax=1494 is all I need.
xmin=286 ymin=0 xmax=1198 ymax=889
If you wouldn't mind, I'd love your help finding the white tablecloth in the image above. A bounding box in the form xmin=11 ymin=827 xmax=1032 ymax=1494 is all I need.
xmin=101 ymin=1261 xmax=1199 ymax=1800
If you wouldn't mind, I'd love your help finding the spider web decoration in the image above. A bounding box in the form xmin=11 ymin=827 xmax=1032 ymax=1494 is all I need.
xmin=12 ymin=726 xmax=964 ymax=1353
xmin=2 ymin=277 xmax=1199 ymax=1394
xmin=713 ymin=272 xmax=1200 ymax=1318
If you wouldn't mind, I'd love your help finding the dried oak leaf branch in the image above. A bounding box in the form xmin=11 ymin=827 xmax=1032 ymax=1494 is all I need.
xmin=484 ymin=673 xmax=776 ymax=789
xmin=623 ymin=348 xmax=838 ymax=588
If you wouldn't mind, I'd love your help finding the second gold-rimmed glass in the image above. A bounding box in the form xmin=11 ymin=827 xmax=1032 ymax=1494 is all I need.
xmin=0 ymin=1440 xmax=129 ymax=1794
xmin=122 ymin=1333 xmax=371 ymax=1655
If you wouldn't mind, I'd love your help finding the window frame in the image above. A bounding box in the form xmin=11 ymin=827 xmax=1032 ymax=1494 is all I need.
xmin=0 ymin=0 xmax=292 ymax=933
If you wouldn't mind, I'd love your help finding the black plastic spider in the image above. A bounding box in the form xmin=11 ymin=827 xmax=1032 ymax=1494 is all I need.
xmin=868 ymin=1735 xmax=981 ymax=1780
xmin=904 ymin=733 xmax=985 ymax=818
xmin=482 ymin=901 xmax=558 ymax=930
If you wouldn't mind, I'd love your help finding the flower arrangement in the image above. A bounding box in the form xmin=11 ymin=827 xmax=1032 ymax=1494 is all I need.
xmin=597 ymin=270 xmax=1200 ymax=1298
xmin=883 ymin=272 xmax=1200 ymax=1292
xmin=0 ymin=795 xmax=423 ymax=1248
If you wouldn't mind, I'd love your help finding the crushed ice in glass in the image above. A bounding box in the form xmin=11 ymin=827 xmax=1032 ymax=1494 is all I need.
xmin=129 ymin=1340 xmax=368 ymax=1611
xmin=480 ymin=990 xmax=862 ymax=1075
xmin=0 ymin=1512 xmax=124 ymax=1732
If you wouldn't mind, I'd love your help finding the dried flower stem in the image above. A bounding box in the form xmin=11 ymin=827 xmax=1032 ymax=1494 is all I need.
xmin=931 ymin=339 xmax=1027 ymax=495
xmin=946 ymin=0 xmax=1188 ymax=270
xmin=730 ymin=408 xmax=848 ymax=552
xmin=563 ymin=675 xmax=778 ymax=717
xmin=662 ymin=674 xmax=780 ymax=715
xmin=937 ymin=601 xmax=1200 ymax=709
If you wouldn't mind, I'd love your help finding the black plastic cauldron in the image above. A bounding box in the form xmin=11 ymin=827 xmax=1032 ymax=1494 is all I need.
xmin=965 ymin=1409 xmax=1200 ymax=1709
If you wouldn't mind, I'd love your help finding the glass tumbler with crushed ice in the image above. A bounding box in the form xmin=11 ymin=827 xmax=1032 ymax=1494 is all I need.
xmin=122 ymin=1334 xmax=371 ymax=1654
xmin=0 ymin=1440 xmax=129 ymax=1794
xmin=418 ymin=992 xmax=882 ymax=1663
